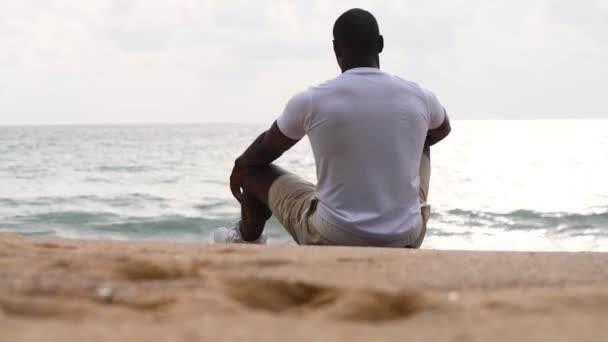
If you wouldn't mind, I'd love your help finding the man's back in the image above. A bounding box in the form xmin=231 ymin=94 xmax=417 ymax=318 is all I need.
xmin=278 ymin=67 xmax=446 ymax=242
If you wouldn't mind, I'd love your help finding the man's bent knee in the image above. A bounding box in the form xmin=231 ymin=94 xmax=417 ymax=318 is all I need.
xmin=242 ymin=164 xmax=289 ymax=205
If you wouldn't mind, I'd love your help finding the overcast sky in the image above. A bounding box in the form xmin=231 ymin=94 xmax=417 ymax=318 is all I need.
xmin=1 ymin=0 xmax=607 ymax=125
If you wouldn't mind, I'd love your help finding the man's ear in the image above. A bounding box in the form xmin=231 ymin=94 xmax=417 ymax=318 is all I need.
xmin=333 ymin=40 xmax=342 ymax=58
xmin=378 ymin=35 xmax=384 ymax=54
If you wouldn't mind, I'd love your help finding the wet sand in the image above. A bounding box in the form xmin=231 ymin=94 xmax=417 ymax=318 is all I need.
xmin=0 ymin=233 xmax=607 ymax=341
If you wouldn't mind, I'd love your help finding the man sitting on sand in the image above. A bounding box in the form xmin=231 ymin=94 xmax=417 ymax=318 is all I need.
xmin=215 ymin=8 xmax=451 ymax=247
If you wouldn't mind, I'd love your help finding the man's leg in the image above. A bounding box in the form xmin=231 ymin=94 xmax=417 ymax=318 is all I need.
xmin=239 ymin=164 xmax=325 ymax=245
xmin=410 ymin=145 xmax=431 ymax=248
xmin=238 ymin=164 xmax=288 ymax=241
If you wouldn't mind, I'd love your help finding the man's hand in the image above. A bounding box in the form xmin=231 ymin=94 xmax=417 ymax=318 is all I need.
xmin=230 ymin=164 xmax=246 ymax=203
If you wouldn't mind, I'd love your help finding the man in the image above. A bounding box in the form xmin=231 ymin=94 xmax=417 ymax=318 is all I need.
xmin=214 ymin=8 xmax=451 ymax=247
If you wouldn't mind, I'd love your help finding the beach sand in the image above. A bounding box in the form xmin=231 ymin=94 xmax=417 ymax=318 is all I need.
xmin=0 ymin=233 xmax=607 ymax=341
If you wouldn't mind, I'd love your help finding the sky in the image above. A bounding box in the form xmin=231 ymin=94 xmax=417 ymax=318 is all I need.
xmin=0 ymin=0 xmax=607 ymax=125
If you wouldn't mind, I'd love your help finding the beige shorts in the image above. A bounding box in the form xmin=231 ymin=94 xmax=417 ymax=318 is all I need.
xmin=268 ymin=155 xmax=431 ymax=248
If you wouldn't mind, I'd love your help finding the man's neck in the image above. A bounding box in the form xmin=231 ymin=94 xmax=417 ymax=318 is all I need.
xmin=341 ymin=56 xmax=380 ymax=73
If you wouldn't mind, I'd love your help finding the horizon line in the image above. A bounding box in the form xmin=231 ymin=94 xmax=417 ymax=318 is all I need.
xmin=1 ymin=117 xmax=608 ymax=127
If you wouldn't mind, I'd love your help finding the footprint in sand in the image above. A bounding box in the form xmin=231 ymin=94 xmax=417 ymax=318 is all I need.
xmin=222 ymin=276 xmax=426 ymax=322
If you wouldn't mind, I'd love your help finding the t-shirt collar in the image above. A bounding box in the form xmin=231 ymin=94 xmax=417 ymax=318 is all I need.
xmin=343 ymin=67 xmax=384 ymax=75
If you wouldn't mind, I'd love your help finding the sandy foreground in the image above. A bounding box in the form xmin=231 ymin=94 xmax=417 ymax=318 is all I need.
xmin=0 ymin=233 xmax=607 ymax=342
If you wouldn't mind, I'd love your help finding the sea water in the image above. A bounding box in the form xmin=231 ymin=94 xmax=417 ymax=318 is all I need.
xmin=1 ymin=120 xmax=607 ymax=251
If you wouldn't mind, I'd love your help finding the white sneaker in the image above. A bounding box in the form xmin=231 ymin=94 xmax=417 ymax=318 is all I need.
xmin=213 ymin=223 xmax=267 ymax=245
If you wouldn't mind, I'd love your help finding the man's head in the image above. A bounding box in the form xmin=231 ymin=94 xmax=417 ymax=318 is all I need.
xmin=332 ymin=8 xmax=384 ymax=71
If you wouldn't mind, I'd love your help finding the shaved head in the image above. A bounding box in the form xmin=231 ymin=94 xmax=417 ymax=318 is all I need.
xmin=333 ymin=8 xmax=382 ymax=57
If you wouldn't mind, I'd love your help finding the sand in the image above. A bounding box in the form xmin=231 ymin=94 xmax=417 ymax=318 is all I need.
xmin=0 ymin=233 xmax=607 ymax=341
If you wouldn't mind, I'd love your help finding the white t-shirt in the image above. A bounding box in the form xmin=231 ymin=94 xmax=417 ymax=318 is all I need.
xmin=277 ymin=67 xmax=446 ymax=242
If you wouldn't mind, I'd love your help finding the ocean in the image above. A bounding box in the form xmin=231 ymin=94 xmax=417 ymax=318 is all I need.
xmin=1 ymin=120 xmax=607 ymax=251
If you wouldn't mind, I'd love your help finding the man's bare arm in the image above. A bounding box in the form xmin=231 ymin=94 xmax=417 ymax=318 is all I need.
xmin=426 ymin=112 xmax=451 ymax=147
xmin=230 ymin=121 xmax=298 ymax=202
xmin=235 ymin=121 xmax=299 ymax=168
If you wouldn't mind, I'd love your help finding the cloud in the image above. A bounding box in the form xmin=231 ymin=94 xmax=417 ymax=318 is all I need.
xmin=107 ymin=28 xmax=172 ymax=52
xmin=0 ymin=0 xmax=606 ymax=125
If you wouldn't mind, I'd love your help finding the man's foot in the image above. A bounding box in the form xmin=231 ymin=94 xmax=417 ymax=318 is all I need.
xmin=213 ymin=223 xmax=267 ymax=244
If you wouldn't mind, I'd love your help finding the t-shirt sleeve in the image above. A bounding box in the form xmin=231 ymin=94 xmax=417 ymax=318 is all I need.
xmin=276 ymin=90 xmax=311 ymax=140
xmin=423 ymin=89 xmax=447 ymax=130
